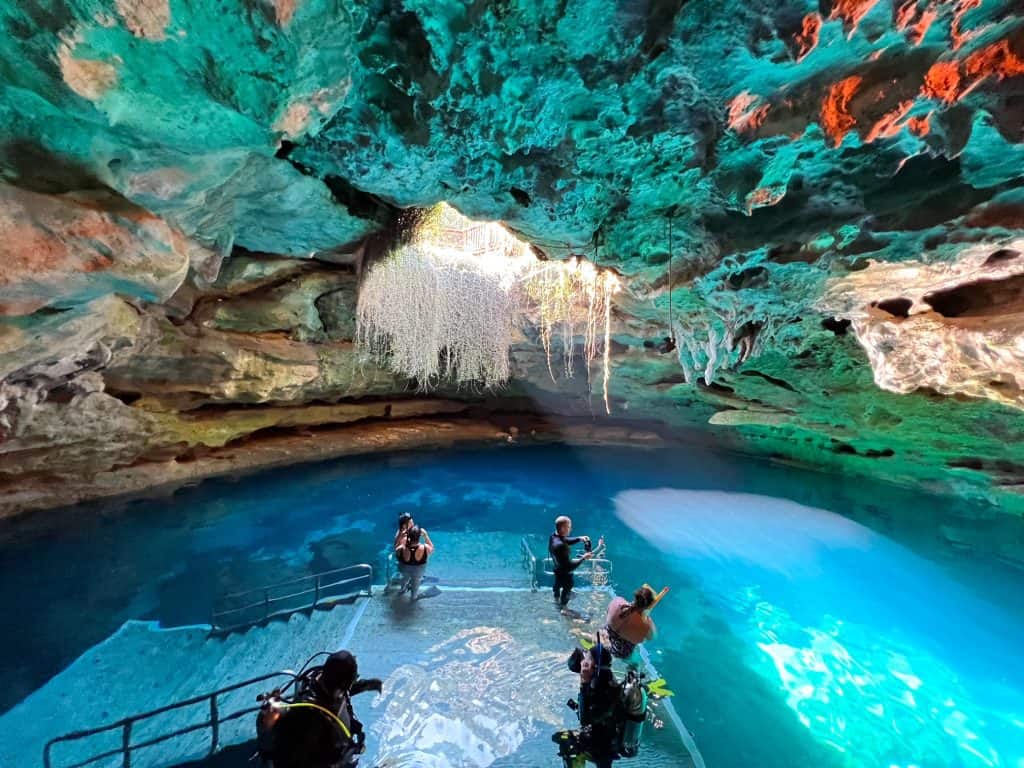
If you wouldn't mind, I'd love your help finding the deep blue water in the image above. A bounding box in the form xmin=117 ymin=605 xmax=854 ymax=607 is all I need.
xmin=2 ymin=443 xmax=1023 ymax=768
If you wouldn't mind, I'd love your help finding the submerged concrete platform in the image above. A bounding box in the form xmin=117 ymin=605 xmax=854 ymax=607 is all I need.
xmin=5 ymin=568 xmax=699 ymax=768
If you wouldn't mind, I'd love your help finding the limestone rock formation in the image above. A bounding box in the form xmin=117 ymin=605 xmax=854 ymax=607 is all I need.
xmin=1 ymin=0 xmax=1023 ymax=514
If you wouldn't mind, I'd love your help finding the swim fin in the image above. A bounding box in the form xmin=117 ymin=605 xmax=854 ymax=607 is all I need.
xmin=647 ymin=678 xmax=674 ymax=698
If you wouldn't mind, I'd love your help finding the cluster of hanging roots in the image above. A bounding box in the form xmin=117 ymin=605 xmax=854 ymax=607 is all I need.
xmin=356 ymin=206 xmax=620 ymax=412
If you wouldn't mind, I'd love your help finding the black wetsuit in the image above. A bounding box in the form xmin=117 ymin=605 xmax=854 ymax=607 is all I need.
xmin=258 ymin=669 xmax=382 ymax=768
xmin=549 ymin=532 xmax=586 ymax=607
xmin=566 ymin=646 xmax=620 ymax=768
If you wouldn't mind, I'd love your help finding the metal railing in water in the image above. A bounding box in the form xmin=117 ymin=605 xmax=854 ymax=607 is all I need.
xmin=520 ymin=537 xmax=539 ymax=591
xmin=43 ymin=670 xmax=296 ymax=768
xmin=383 ymin=551 xmax=396 ymax=591
xmin=211 ymin=563 xmax=373 ymax=633
xmin=520 ymin=537 xmax=613 ymax=589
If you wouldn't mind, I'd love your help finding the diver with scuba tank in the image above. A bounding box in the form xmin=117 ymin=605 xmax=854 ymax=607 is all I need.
xmin=552 ymin=637 xmax=651 ymax=768
xmin=256 ymin=650 xmax=382 ymax=768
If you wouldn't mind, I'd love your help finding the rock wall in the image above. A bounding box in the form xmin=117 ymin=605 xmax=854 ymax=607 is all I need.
xmin=1 ymin=0 xmax=1024 ymax=515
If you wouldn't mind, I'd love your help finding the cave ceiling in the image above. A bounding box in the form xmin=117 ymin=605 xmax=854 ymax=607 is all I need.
xmin=1 ymin=0 xmax=1024 ymax=514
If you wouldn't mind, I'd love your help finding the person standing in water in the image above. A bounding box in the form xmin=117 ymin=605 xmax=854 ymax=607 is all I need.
xmin=603 ymin=586 xmax=657 ymax=663
xmin=396 ymin=525 xmax=433 ymax=600
xmin=548 ymin=515 xmax=599 ymax=609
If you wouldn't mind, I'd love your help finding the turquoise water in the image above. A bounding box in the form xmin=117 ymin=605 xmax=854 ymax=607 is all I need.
xmin=2 ymin=444 xmax=1024 ymax=768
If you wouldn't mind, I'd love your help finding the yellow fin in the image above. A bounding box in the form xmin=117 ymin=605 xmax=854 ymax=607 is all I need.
xmin=580 ymin=636 xmax=596 ymax=650
xmin=647 ymin=678 xmax=675 ymax=697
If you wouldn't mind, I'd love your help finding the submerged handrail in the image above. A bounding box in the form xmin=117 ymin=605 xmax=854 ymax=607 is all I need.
xmin=211 ymin=563 xmax=373 ymax=633
xmin=43 ymin=670 xmax=296 ymax=768
xmin=541 ymin=554 xmax=614 ymax=586
xmin=383 ymin=551 xmax=396 ymax=592
xmin=520 ymin=537 xmax=538 ymax=591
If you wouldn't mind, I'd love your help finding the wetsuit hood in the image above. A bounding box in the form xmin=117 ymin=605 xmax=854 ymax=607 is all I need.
xmin=322 ymin=651 xmax=358 ymax=694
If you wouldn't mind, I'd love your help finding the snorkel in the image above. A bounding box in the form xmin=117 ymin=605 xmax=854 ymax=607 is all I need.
xmin=642 ymin=584 xmax=669 ymax=610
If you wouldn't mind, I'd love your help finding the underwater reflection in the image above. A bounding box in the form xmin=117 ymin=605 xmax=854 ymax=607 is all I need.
xmin=615 ymin=489 xmax=1024 ymax=768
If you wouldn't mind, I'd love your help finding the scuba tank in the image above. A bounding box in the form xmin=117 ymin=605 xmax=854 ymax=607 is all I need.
xmin=618 ymin=670 xmax=647 ymax=758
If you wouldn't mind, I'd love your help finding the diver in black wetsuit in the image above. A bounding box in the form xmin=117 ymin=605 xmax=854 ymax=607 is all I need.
xmin=553 ymin=637 xmax=651 ymax=768
xmin=256 ymin=650 xmax=383 ymax=768
xmin=555 ymin=641 xmax=620 ymax=768
xmin=548 ymin=515 xmax=598 ymax=608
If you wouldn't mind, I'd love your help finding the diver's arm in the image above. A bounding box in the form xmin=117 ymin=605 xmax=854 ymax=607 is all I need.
xmin=422 ymin=529 xmax=433 ymax=546
xmin=350 ymin=678 xmax=383 ymax=696
xmin=568 ymin=551 xmax=594 ymax=571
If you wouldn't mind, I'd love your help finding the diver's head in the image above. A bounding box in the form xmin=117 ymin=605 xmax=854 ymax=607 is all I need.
xmin=633 ymin=585 xmax=656 ymax=611
xmin=587 ymin=644 xmax=615 ymax=689
xmin=555 ymin=515 xmax=572 ymax=536
xmin=398 ymin=513 xmax=413 ymax=531
xmin=321 ymin=650 xmax=358 ymax=695
xmin=406 ymin=526 xmax=422 ymax=546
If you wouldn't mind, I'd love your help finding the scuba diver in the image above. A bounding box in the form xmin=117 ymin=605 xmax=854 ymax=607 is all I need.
xmin=552 ymin=637 xmax=650 ymax=768
xmin=256 ymin=650 xmax=382 ymax=768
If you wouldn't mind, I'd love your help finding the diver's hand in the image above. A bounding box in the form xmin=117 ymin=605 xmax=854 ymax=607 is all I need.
xmin=582 ymin=551 xmax=594 ymax=560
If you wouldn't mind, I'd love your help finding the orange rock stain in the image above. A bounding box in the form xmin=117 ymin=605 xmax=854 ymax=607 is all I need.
xmin=727 ymin=91 xmax=770 ymax=135
xmin=830 ymin=0 xmax=882 ymax=37
xmin=821 ymin=76 xmax=863 ymax=146
xmin=794 ymin=13 xmax=822 ymax=62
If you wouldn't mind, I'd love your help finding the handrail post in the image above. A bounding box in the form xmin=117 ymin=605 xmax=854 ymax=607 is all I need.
xmin=209 ymin=694 xmax=219 ymax=754
xmin=313 ymin=575 xmax=320 ymax=609
xmin=263 ymin=589 xmax=270 ymax=622
xmin=122 ymin=721 xmax=132 ymax=768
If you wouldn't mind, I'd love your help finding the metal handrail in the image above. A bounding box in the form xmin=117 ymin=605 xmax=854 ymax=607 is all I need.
xmin=211 ymin=563 xmax=373 ymax=632
xmin=520 ymin=537 xmax=538 ymax=591
xmin=383 ymin=551 xmax=396 ymax=592
xmin=541 ymin=555 xmax=613 ymax=585
xmin=43 ymin=670 xmax=296 ymax=768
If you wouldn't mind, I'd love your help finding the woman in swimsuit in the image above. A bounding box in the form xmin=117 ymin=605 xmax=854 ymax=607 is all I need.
xmin=395 ymin=525 xmax=434 ymax=600
xmin=603 ymin=586 xmax=657 ymax=662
